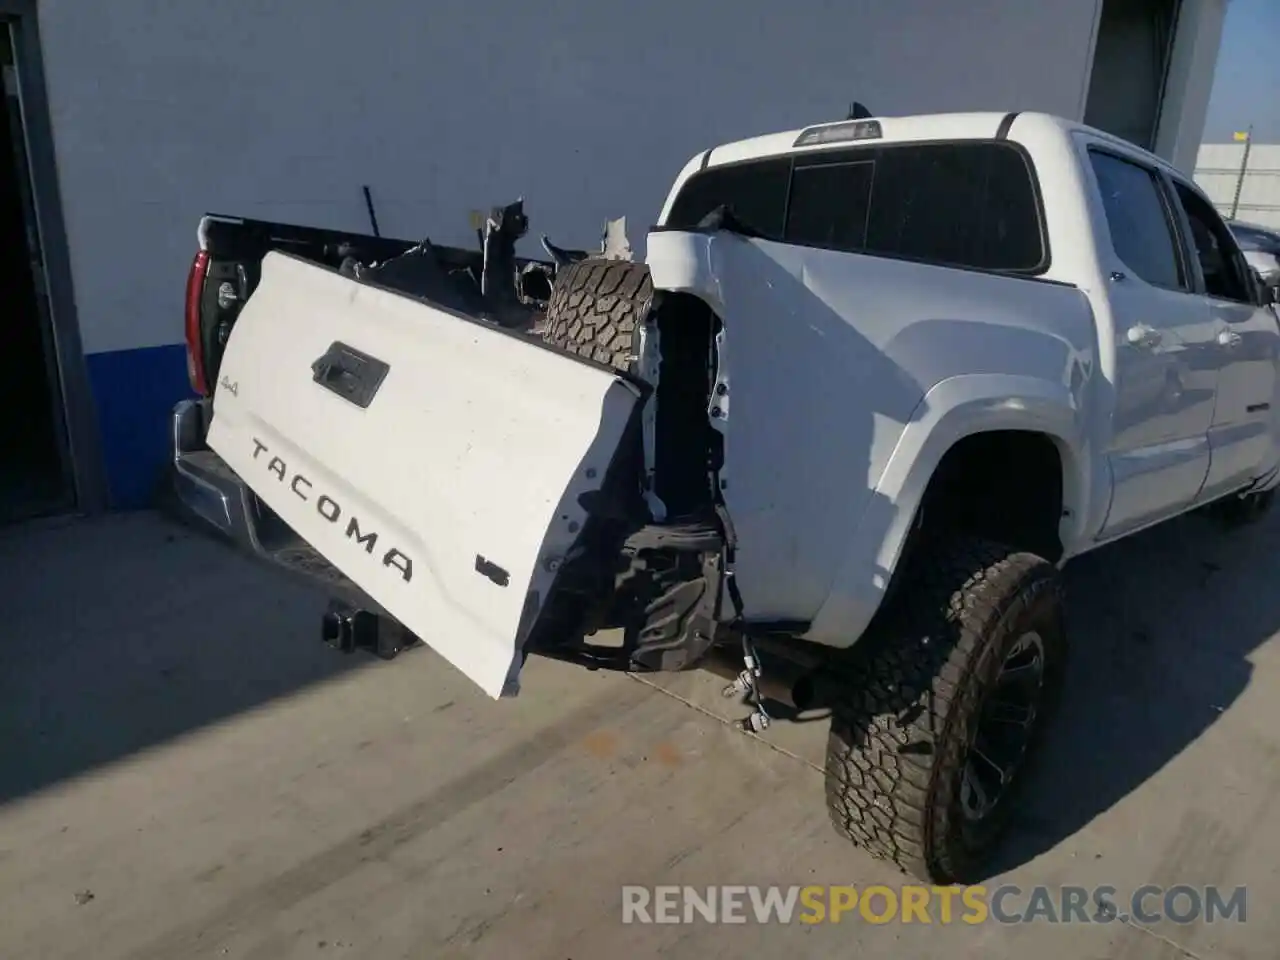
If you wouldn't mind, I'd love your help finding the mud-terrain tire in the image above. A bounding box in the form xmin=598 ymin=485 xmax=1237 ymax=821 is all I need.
xmin=541 ymin=259 xmax=653 ymax=371
xmin=824 ymin=538 xmax=1066 ymax=884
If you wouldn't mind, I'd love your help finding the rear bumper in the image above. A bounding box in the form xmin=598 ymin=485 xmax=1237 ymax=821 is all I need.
xmin=169 ymin=397 xmax=257 ymax=546
xmin=166 ymin=398 xmax=376 ymax=608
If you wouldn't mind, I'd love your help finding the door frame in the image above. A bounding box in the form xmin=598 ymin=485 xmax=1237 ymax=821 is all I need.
xmin=0 ymin=0 xmax=106 ymax=514
xmin=1080 ymin=137 xmax=1217 ymax=538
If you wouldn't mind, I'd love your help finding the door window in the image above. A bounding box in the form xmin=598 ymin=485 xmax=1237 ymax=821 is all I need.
xmin=1171 ymin=181 xmax=1256 ymax=304
xmin=1088 ymin=150 xmax=1185 ymax=291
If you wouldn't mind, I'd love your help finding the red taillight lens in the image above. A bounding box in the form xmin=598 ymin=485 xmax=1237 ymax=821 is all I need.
xmin=185 ymin=249 xmax=211 ymax=395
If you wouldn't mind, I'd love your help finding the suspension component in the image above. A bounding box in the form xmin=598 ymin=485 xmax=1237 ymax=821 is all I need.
xmin=732 ymin=635 xmax=772 ymax=732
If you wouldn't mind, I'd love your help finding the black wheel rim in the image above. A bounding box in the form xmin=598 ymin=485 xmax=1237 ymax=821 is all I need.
xmin=959 ymin=630 xmax=1047 ymax=823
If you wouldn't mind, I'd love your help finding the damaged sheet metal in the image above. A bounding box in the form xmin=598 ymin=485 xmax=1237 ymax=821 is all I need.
xmin=480 ymin=199 xmax=534 ymax=328
xmin=342 ymin=197 xmax=552 ymax=332
xmin=341 ymin=239 xmax=486 ymax=317
xmin=600 ymin=216 xmax=633 ymax=261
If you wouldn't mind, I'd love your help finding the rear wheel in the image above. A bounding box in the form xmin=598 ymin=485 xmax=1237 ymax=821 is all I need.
xmin=540 ymin=259 xmax=653 ymax=372
xmin=823 ymin=537 xmax=1066 ymax=883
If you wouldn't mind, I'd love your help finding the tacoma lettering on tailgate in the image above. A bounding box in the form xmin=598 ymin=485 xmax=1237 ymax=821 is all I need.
xmin=251 ymin=438 xmax=414 ymax=583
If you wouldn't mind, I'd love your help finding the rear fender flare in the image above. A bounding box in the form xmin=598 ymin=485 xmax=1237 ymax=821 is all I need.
xmin=805 ymin=374 xmax=1094 ymax=647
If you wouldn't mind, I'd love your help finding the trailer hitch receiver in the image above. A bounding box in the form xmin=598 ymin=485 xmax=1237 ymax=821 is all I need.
xmin=321 ymin=600 xmax=415 ymax=660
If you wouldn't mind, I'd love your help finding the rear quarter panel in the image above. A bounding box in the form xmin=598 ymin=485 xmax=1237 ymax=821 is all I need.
xmin=646 ymin=229 xmax=1100 ymax=647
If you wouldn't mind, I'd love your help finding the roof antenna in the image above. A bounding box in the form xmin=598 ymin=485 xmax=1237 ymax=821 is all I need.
xmin=847 ymin=101 xmax=873 ymax=121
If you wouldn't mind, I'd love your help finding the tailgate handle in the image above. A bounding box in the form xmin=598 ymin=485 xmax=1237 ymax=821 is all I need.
xmin=311 ymin=342 xmax=390 ymax=409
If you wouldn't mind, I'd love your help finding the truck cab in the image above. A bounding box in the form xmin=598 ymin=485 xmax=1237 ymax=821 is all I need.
xmin=654 ymin=112 xmax=1280 ymax=551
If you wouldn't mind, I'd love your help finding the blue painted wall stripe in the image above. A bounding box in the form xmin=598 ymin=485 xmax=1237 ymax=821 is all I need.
xmin=85 ymin=343 xmax=195 ymax=509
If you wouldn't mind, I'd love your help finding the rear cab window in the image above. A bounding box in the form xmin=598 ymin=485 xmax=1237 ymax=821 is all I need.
xmin=667 ymin=158 xmax=791 ymax=239
xmin=664 ymin=140 xmax=1048 ymax=275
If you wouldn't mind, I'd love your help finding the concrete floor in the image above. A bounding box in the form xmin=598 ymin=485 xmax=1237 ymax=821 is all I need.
xmin=1 ymin=510 xmax=1278 ymax=959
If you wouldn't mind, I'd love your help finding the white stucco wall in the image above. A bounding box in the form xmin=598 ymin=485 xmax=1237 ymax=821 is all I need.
xmin=1196 ymin=143 xmax=1280 ymax=228
xmin=35 ymin=0 xmax=1109 ymax=355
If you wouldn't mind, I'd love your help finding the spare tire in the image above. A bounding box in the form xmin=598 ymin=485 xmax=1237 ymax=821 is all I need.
xmin=541 ymin=259 xmax=653 ymax=371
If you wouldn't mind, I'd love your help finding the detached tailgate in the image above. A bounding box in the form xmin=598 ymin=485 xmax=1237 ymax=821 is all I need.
xmin=207 ymin=251 xmax=641 ymax=698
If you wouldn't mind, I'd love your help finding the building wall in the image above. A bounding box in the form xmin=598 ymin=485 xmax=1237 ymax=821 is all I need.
xmin=1195 ymin=143 xmax=1280 ymax=228
xmin=1153 ymin=0 xmax=1229 ymax=174
xmin=34 ymin=0 xmax=1127 ymax=506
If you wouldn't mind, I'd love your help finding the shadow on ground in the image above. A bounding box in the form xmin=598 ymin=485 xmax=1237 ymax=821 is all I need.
xmin=0 ymin=511 xmax=361 ymax=806
xmin=989 ymin=507 xmax=1279 ymax=873
xmin=1 ymin=504 xmax=1278 ymax=878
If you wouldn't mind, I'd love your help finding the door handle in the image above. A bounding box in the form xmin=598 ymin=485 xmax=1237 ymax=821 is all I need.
xmin=311 ymin=341 xmax=390 ymax=409
xmin=1217 ymin=329 xmax=1243 ymax=349
xmin=1125 ymin=324 xmax=1162 ymax=349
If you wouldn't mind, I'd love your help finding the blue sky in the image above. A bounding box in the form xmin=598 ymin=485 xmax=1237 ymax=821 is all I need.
xmin=1203 ymin=0 xmax=1280 ymax=142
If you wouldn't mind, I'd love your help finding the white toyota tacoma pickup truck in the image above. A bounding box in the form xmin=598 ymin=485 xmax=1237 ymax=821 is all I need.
xmin=168 ymin=110 xmax=1280 ymax=883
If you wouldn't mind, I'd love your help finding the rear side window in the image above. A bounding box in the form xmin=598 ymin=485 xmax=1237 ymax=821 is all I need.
xmin=1087 ymin=150 xmax=1184 ymax=291
xmin=666 ymin=141 xmax=1046 ymax=273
